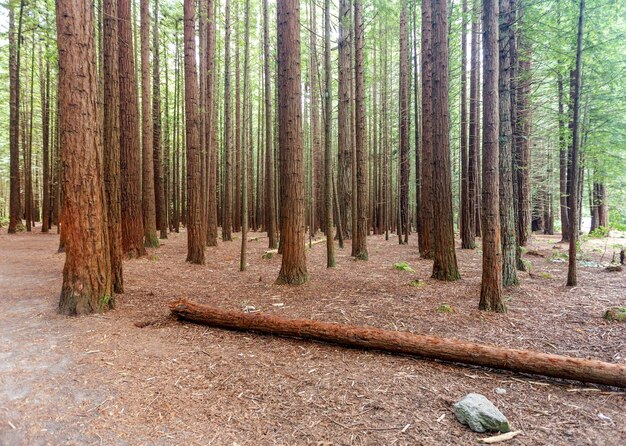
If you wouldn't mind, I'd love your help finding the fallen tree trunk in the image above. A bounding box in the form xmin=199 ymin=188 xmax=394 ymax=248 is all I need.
xmin=169 ymin=299 xmax=626 ymax=388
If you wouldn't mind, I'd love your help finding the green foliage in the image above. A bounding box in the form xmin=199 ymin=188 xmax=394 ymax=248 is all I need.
xmin=539 ymin=272 xmax=553 ymax=279
xmin=393 ymin=261 xmax=414 ymax=272
xmin=549 ymin=251 xmax=568 ymax=262
xmin=589 ymin=226 xmax=610 ymax=239
xmin=409 ymin=279 xmax=425 ymax=288
xmin=603 ymin=307 xmax=626 ymax=322
xmin=437 ymin=303 xmax=454 ymax=314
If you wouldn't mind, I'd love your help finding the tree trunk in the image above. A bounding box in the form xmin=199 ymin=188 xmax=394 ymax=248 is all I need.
xmin=206 ymin=0 xmax=218 ymax=247
xmin=324 ymin=0 xmax=336 ymax=268
xmin=419 ymin=0 xmax=434 ymax=259
xmin=276 ymin=0 xmax=308 ymax=285
xmin=56 ymin=0 xmax=112 ymax=315
xmin=153 ymin=0 xmax=167 ymax=240
xmin=498 ymin=0 xmax=518 ymax=287
xmin=262 ymin=0 xmax=277 ymax=249
xmin=222 ymin=0 xmax=233 ymax=242
xmin=467 ymin=0 xmax=480 ymax=248
xmin=140 ymin=0 xmax=158 ymax=247
xmin=460 ymin=0 xmax=472 ymax=249
xmin=479 ymin=0 xmax=505 ymax=312
xmin=8 ymin=1 xmax=24 ymax=234
xmin=567 ymin=0 xmax=585 ymax=287
xmin=103 ymin=0 xmax=124 ymax=294
xmin=170 ymin=300 xmax=626 ymax=389
xmin=399 ymin=0 xmax=410 ymax=246
xmin=40 ymin=44 xmax=51 ymax=233
xmin=183 ymin=0 xmax=205 ymax=265
xmin=240 ymin=0 xmax=251 ymax=272
xmin=352 ymin=0 xmax=368 ymax=261
xmin=118 ymin=0 xmax=146 ymax=258
xmin=431 ymin=0 xmax=460 ymax=281
xmin=338 ymin=0 xmax=352 ymax=240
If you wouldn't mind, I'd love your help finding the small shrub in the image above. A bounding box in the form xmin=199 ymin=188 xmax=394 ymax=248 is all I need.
xmin=589 ymin=226 xmax=610 ymax=239
xmin=409 ymin=279 xmax=425 ymax=288
xmin=437 ymin=303 xmax=454 ymax=314
xmin=393 ymin=261 xmax=415 ymax=272
xmin=539 ymin=272 xmax=553 ymax=279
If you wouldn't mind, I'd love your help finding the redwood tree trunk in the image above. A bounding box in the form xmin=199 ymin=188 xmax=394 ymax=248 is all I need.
xmin=103 ymin=0 xmax=124 ymax=294
xmin=184 ymin=0 xmax=205 ymax=265
xmin=498 ymin=0 xmax=518 ymax=287
xmin=222 ymin=0 xmax=233 ymax=242
xmin=276 ymin=0 xmax=308 ymax=284
xmin=153 ymin=0 xmax=167 ymax=240
xmin=419 ymin=0 xmax=434 ymax=259
xmin=263 ymin=0 xmax=277 ymax=249
xmin=8 ymin=2 xmax=23 ymax=234
xmin=118 ymin=0 xmax=146 ymax=258
xmin=140 ymin=0 xmax=158 ymax=247
xmin=338 ymin=0 xmax=352 ymax=240
xmin=399 ymin=0 xmax=410 ymax=246
xmin=479 ymin=0 xmax=505 ymax=312
xmin=56 ymin=0 xmax=112 ymax=315
xmin=431 ymin=0 xmax=459 ymax=281
xmin=352 ymin=0 xmax=368 ymax=260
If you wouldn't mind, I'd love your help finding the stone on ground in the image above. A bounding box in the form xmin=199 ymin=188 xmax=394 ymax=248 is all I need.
xmin=453 ymin=393 xmax=510 ymax=433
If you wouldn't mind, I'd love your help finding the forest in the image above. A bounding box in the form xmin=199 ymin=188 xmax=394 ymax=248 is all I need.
xmin=0 ymin=0 xmax=625 ymax=444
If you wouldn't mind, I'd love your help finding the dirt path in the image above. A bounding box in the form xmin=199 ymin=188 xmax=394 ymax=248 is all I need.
xmin=0 ymin=229 xmax=624 ymax=445
xmin=0 ymin=232 xmax=110 ymax=445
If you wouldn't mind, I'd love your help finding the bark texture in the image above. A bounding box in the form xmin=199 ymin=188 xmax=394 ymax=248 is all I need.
xmin=57 ymin=0 xmax=112 ymax=315
xmin=170 ymin=300 xmax=626 ymax=388
xmin=276 ymin=0 xmax=308 ymax=284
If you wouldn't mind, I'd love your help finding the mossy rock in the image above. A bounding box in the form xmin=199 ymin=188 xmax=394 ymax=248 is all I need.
xmin=604 ymin=307 xmax=626 ymax=322
xmin=437 ymin=303 xmax=454 ymax=314
xmin=262 ymin=251 xmax=274 ymax=260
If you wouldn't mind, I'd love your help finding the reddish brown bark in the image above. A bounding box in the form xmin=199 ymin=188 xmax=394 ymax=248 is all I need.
xmin=118 ymin=0 xmax=146 ymax=258
xmin=479 ymin=0 xmax=505 ymax=312
xmin=419 ymin=0 xmax=434 ymax=259
xmin=153 ymin=0 xmax=167 ymax=240
xmin=352 ymin=0 xmax=368 ymax=260
xmin=140 ymin=0 xmax=158 ymax=247
xmin=263 ymin=0 xmax=277 ymax=249
xmin=276 ymin=0 xmax=308 ymax=284
xmin=431 ymin=0 xmax=459 ymax=281
xmin=399 ymin=0 xmax=410 ymax=245
xmin=8 ymin=2 xmax=23 ymax=234
xmin=170 ymin=300 xmax=626 ymax=388
xmin=184 ymin=0 xmax=205 ymax=265
xmin=56 ymin=0 xmax=112 ymax=315
xmin=222 ymin=0 xmax=233 ymax=242
xmin=337 ymin=0 xmax=352 ymax=240
xmin=103 ymin=0 xmax=124 ymax=293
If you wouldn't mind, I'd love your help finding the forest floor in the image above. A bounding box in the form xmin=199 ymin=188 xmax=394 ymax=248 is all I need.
xmin=0 ymin=228 xmax=625 ymax=446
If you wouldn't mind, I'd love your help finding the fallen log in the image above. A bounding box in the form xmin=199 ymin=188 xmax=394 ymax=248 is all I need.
xmin=169 ymin=299 xmax=626 ymax=388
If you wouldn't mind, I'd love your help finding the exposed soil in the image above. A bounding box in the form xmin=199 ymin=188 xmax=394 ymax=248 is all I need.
xmin=1 ymin=228 xmax=625 ymax=445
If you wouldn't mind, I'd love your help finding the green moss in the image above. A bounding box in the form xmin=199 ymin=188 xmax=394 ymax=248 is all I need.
xmin=437 ymin=303 xmax=454 ymax=314
xmin=539 ymin=272 xmax=553 ymax=279
xmin=409 ymin=279 xmax=425 ymax=288
xmin=603 ymin=307 xmax=626 ymax=322
xmin=393 ymin=261 xmax=415 ymax=272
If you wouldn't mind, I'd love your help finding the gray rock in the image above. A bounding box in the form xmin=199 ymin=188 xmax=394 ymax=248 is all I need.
xmin=495 ymin=387 xmax=507 ymax=395
xmin=453 ymin=393 xmax=510 ymax=433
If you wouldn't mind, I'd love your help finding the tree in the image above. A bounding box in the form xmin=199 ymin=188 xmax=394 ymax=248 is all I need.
xmin=431 ymin=0 xmax=460 ymax=281
xmin=140 ymin=0 xmax=158 ymax=247
xmin=184 ymin=0 xmax=205 ymax=265
xmin=498 ymin=0 xmax=518 ymax=287
xmin=479 ymin=0 xmax=505 ymax=312
xmin=222 ymin=0 xmax=233 ymax=242
xmin=398 ymin=0 xmax=410 ymax=245
xmin=263 ymin=0 xmax=277 ymax=249
xmin=460 ymin=0 xmax=472 ymax=249
xmin=419 ymin=0 xmax=434 ymax=259
xmin=338 ymin=0 xmax=352 ymax=240
xmin=153 ymin=0 xmax=167 ymax=240
xmin=206 ymin=0 xmax=219 ymax=247
xmin=567 ymin=0 xmax=585 ymax=287
xmin=324 ymin=0 xmax=336 ymax=268
xmin=103 ymin=0 xmax=124 ymax=293
xmin=118 ymin=0 xmax=146 ymax=258
xmin=56 ymin=0 xmax=112 ymax=315
xmin=40 ymin=43 xmax=51 ymax=233
xmin=352 ymin=0 xmax=368 ymax=261
xmin=240 ymin=0 xmax=251 ymax=272
xmin=467 ymin=0 xmax=480 ymax=247
xmin=8 ymin=0 xmax=24 ymax=234
xmin=276 ymin=0 xmax=308 ymax=285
